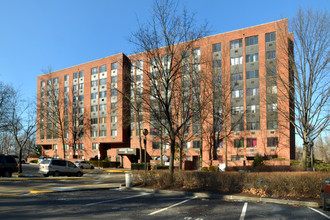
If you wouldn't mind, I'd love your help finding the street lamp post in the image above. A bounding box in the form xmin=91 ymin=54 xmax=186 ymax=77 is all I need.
xmin=143 ymin=129 xmax=148 ymax=172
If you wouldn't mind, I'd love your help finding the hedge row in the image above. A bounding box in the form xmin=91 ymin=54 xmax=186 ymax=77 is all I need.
xmin=89 ymin=161 xmax=120 ymax=168
xmin=133 ymin=171 xmax=330 ymax=199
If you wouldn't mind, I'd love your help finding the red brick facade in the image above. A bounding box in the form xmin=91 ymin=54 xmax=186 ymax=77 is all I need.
xmin=37 ymin=19 xmax=295 ymax=169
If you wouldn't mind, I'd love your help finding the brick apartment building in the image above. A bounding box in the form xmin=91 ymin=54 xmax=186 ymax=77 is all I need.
xmin=37 ymin=19 xmax=295 ymax=169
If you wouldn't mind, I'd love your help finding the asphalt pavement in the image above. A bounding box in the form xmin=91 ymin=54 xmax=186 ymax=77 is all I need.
xmin=0 ymin=163 xmax=322 ymax=209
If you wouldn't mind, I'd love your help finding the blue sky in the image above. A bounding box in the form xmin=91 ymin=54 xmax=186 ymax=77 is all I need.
xmin=0 ymin=0 xmax=329 ymax=101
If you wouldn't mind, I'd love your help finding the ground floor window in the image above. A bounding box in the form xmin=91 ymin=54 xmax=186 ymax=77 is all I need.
xmin=231 ymin=155 xmax=244 ymax=161
xmin=267 ymin=137 xmax=278 ymax=147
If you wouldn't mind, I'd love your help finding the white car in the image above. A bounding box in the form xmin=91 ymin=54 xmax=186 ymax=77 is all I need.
xmin=39 ymin=159 xmax=83 ymax=177
xmin=74 ymin=161 xmax=94 ymax=169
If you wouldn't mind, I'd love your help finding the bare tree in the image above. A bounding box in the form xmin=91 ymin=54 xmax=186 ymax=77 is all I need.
xmin=0 ymin=81 xmax=16 ymax=132
xmin=8 ymin=96 xmax=37 ymax=173
xmin=277 ymin=7 xmax=330 ymax=169
xmin=129 ymin=0 xmax=208 ymax=174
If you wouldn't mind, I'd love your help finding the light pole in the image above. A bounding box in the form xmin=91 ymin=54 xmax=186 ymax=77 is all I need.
xmin=143 ymin=129 xmax=148 ymax=172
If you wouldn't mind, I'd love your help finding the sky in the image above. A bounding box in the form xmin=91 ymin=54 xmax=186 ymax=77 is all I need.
xmin=0 ymin=0 xmax=329 ymax=101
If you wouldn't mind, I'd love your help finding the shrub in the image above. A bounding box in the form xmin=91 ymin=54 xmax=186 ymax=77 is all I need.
xmin=131 ymin=163 xmax=151 ymax=170
xmin=88 ymin=160 xmax=120 ymax=168
xmin=152 ymin=165 xmax=169 ymax=170
xmin=252 ymin=154 xmax=264 ymax=167
xmin=209 ymin=166 xmax=219 ymax=172
xmin=201 ymin=167 xmax=209 ymax=171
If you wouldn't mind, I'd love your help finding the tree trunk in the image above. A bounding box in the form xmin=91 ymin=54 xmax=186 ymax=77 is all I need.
xmin=19 ymin=147 xmax=23 ymax=173
xmin=179 ymin=140 xmax=183 ymax=170
xmin=169 ymin=138 xmax=175 ymax=175
xmin=302 ymin=142 xmax=308 ymax=170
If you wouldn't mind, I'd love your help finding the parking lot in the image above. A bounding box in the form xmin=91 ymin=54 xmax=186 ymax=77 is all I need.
xmin=1 ymin=188 xmax=330 ymax=219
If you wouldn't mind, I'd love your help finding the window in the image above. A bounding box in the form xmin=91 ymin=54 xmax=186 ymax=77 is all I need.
xmin=192 ymin=48 xmax=200 ymax=57
xmin=213 ymin=60 xmax=222 ymax=68
xmin=230 ymin=39 xmax=242 ymax=49
xmin=266 ymin=32 xmax=276 ymax=42
xmin=245 ymin=36 xmax=258 ymax=46
xmin=234 ymin=139 xmax=244 ymax=148
xmin=266 ymin=50 xmax=276 ymax=59
xmin=246 ymin=53 xmax=259 ymax=63
xmin=111 ymin=116 xmax=117 ymax=123
xmin=193 ymin=140 xmax=200 ymax=149
xmin=99 ymin=104 xmax=106 ymax=111
xmin=99 ymin=117 xmax=106 ymax=124
xmin=53 ymin=144 xmax=57 ymax=151
xmin=247 ymin=138 xmax=257 ymax=148
xmin=267 ymin=120 xmax=278 ymax=129
xmin=73 ymin=72 xmax=78 ymax=79
xmin=232 ymin=72 xmax=243 ymax=81
xmin=64 ymin=86 xmax=69 ymax=93
xmin=267 ymin=85 xmax=277 ymax=94
xmin=111 ymin=103 xmax=117 ymax=110
xmin=79 ymin=107 xmax=84 ymax=113
xmin=111 ymin=62 xmax=117 ymax=70
xmin=232 ymin=155 xmax=244 ymax=161
xmin=91 ymin=105 xmax=97 ymax=112
xmin=231 ymin=89 xmax=243 ymax=98
xmin=267 ymin=137 xmax=278 ymax=147
xmin=78 ymin=83 xmax=84 ymax=90
xmin=79 ymin=95 xmax=84 ymax=102
xmin=99 ymin=130 xmax=107 ymax=137
xmin=111 ymin=89 xmax=117 ymax=97
xmin=99 ymin=91 xmax=107 ymax=98
xmin=247 ymin=105 xmax=260 ymax=113
xmin=73 ymin=85 xmax=78 ymax=91
xmin=246 ymin=70 xmax=259 ymax=79
xmin=91 ymin=130 xmax=98 ymax=137
xmin=100 ymin=78 xmax=107 ymax=85
xmin=91 ymin=118 xmax=98 ymax=124
xmin=111 ymin=76 xmax=117 ymax=83
xmin=91 ymin=92 xmax=98 ymax=99
xmin=136 ymin=60 xmax=143 ymax=69
xmin=91 ymin=67 xmax=98 ymax=75
xmin=99 ymin=65 xmax=107 ymax=73
xmin=136 ymin=75 xmax=143 ymax=81
xmin=247 ymin=88 xmax=259 ymax=96
xmin=267 ymin=103 xmax=277 ymax=112
xmin=152 ymin=142 xmax=160 ymax=150
xmin=247 ymin=122 xmax=259 ymax=130
xmin=64 ymin=75 xmax=69 ymax=81
xmin=92 ymin=143 xmax=98 ymax=150
xmin=111 ymin=129 xmax=117 ymax=136
xmin=79 ymin=143 xmax=84 ymax=150
xmin=230 ymin=56 xmax=243 ymax=65
xmin=64 ymin=144 xmax=69 ymax=151
xmin=213 ymin=43 xmax=221 ymax=52
xmin=231 ymin=106 xmax=244 ymax=115
xmin=267 ymin=66 xmax=277 ymax=76
xmin=79 ymin=71 xmax=84 ymax=78
xmin=41 ymin=81 xmax=45 ymax=87
xmin=91 ymin=80 xmax=98 ymax=87
xmin=53 ymin=78 xmax=59 ymax=84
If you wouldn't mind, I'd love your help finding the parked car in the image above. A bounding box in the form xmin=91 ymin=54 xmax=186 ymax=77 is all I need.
xmin=38 ymin=159 xmax=83 ymax=177
xmin=38 ymin=156 xmax=52 ymax=164
xmin=0 ymin=154 xmax=18 ymax=177
xmin=321 ymin=179 xmax=330 ymax=210
xmin=74 ymin=160 xmax=94 ymax=169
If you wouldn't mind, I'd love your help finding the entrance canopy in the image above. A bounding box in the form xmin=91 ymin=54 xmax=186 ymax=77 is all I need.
xmin=117 ymin=148 xmax=137 ymax=156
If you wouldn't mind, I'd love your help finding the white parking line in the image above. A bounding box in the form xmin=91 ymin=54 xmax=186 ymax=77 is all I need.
xmin=239 ymin=202 xmax=248 ymax=220
xmin=309 ymin=207 xmax=330 ymax=219
xmin=86 ymin=192 xmax=150 ymax=206
xmin=149 ymin=197 xmax=197 ymax=216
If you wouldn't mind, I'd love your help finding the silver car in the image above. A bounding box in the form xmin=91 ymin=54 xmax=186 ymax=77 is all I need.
xmin=74 ymin=160 xmax=94 ymax=169
xmin=39 ymin=159 xmax=83 ymax=177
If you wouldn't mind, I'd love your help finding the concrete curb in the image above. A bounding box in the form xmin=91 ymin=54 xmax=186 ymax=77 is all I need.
xmin=129 ymin=187 xmax=320 ymax=208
